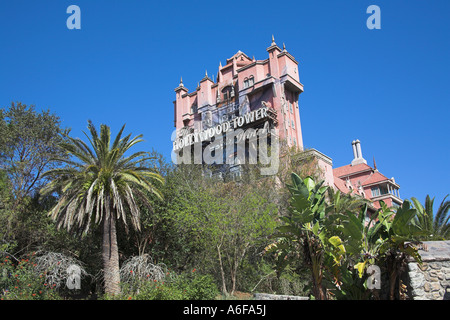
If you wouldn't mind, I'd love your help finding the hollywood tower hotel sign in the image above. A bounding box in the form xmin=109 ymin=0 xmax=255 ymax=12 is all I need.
xmin=172 ymin=37 xmax=304 ymax=176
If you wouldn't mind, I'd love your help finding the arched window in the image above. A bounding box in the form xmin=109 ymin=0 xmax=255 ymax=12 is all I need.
xmin=248 ymin=76 xmax=254 ymax=86
xmin=222 ymin=86 xmax=234 ymax=100
xmin=243 ymin=76 xmax=254 ymax=88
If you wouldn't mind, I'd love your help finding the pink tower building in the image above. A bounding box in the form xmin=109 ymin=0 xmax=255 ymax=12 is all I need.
xmin=173 ymin=36 xmax=304 ymax=158
xmin=172 ymin=38 xmax=403 ymax=208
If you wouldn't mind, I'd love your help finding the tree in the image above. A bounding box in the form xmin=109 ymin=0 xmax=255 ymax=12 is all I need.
xmin=0 ymin=102 xmax=66 ymax=206
xmin=212 ymin=182 xmax=277 ymax=295
xmin=40 ymin=121 xmax=164 ymax=295
xmin=160 ymin=163 xmax=277 ymax=296
xmin=411 ymin=194 xmax=450 ymax=240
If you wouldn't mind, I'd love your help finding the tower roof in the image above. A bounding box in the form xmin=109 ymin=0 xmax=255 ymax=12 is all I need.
xmin=225 ymin=50 xmax=252 ymax=65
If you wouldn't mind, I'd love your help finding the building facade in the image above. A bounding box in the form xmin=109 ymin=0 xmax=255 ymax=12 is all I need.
xmin=172 ymin=38 xmax=402 ymax=208
xmin=310 ymin=139 xmax=403 ymax=209
xmin=173 ymin=37 xmax=304 ymax=164
xmin=332 ymin=139 xmax=403 ymax=209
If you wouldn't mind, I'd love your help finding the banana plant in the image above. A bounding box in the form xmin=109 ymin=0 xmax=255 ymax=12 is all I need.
xmin=377 ymin=200 xmax=424 ymax=299
xmin=340 ymin=204 xmax=390 ymax=278
xmin=272 ymin=173 xmax=332 ymax=299
xmin=338 ymin=200 xmax=424 ymax=299
xmin=324 ymin=203 xmax=387 ymax=299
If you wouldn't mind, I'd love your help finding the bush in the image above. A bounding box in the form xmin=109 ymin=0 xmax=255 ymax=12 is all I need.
xmin=1 ymin=253 xmax=61 ymax=300
xmin=116 ymin=269 xmax=219 ymax=300
xmin=174 ymin=269 xmax=219 ymax=300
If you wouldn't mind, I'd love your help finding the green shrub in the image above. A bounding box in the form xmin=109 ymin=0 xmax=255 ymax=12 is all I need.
xmin=117 ymin=269 xmax=219 ymax=300
xmin=1 ymin=253 xmax=61 ymax=300
xmin=174 ymin=270 xmax=219 ymax=300
xmin=129 ymin=280 xmax=184 ymax=300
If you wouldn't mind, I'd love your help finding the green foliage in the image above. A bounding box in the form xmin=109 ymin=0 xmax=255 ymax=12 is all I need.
xmin=272 ymin=173 xmax=427 ymax=300
xmin=121 ymin=280 xmax=185 ymax=300
xmin=0 ymin=103 xmax=75 ymax=259
xmin=174 ymin=271 xmax=219 ymax=300
xmin=0 ymin=253 xmax=61 ymax=300
xmin=0 ymin=102 xmax=66 ymax=203
xmin=411 ymin=194 xmax=450 ymax=240
xmin=272 ymin=173 xmax=331 ymax=299
xmin=40 ymin=121 xmax=165 ymax=295
xmin=157 ymin=164 xmax=278 ymax=295
xmin=40 ymin=121 xmax=164 ymax=234
xmin=114 ymin=270 xmax=219 ymax=300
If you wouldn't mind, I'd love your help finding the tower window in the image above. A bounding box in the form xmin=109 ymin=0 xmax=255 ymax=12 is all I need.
xmin=371 ymin=187 xmax=381 ymax=197
xmin=243 ymin=76 xmax=254 ymax=88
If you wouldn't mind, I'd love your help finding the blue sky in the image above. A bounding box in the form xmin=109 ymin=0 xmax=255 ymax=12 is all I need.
xmin=0 ymin=0 xmax=449 ymax=206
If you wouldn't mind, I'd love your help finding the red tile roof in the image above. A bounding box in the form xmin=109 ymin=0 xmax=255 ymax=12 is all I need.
xmin=333 ymin=163 xmax=372 ymax=178
xmin=361 ymin=171 xmax=389 ymax=186
xmin=334 ymin=176 xmax=350 ymax=193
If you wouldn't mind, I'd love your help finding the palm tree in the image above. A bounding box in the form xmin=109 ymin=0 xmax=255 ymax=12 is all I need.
xmin=411 ymin=194 xmax=450 ymax=240
xmin=40 ymin=121 xmax=164 ymax=295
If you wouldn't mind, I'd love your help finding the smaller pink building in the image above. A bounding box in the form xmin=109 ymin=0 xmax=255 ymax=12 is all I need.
xmin=307 ymin=140 xmax=402 ymax=209
xmin=332 ymin=140 xmax=402 ymax=209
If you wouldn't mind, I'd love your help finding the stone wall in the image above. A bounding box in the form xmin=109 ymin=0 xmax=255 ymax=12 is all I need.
xmin=407 ymin=240 xmax=450 ymax=300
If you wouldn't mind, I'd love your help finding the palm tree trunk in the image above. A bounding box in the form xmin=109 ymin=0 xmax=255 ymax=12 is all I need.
xmin=102 ymin=207 xmax=121 ymax=296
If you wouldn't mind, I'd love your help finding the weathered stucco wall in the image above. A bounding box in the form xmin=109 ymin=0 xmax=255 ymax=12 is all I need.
xmin=407 ymin=241 xmax=450 ymax=300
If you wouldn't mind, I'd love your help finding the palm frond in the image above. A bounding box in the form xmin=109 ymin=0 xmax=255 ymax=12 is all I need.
xmin=40 ymin=121 xmax=164 ymax=235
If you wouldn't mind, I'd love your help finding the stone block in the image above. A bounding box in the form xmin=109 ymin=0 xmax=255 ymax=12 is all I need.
xmin=429 ymin=262 xmax=441 ymax=270
xmin=430 ymin=282 xmax=441 ymax=292
xmin=408 ymin=262 xmax=418 ymax=272
xmin=431 ymin=292 xmax=442 ymax=299
xmin=418 ymin=262 xmax=428 ymax=271
xmin=410 ymin=274 xmax=425 ymax=288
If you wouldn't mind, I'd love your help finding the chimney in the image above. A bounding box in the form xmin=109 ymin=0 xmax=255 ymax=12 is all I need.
xmin=351 ymin=140 xmax=358 ymax=159
xmin=351 ymin=139 xmax=367 ymax=166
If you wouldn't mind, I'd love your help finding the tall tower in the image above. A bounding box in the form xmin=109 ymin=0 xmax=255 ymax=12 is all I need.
xmin=172 ymin=37 xmax=305 ymax=178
